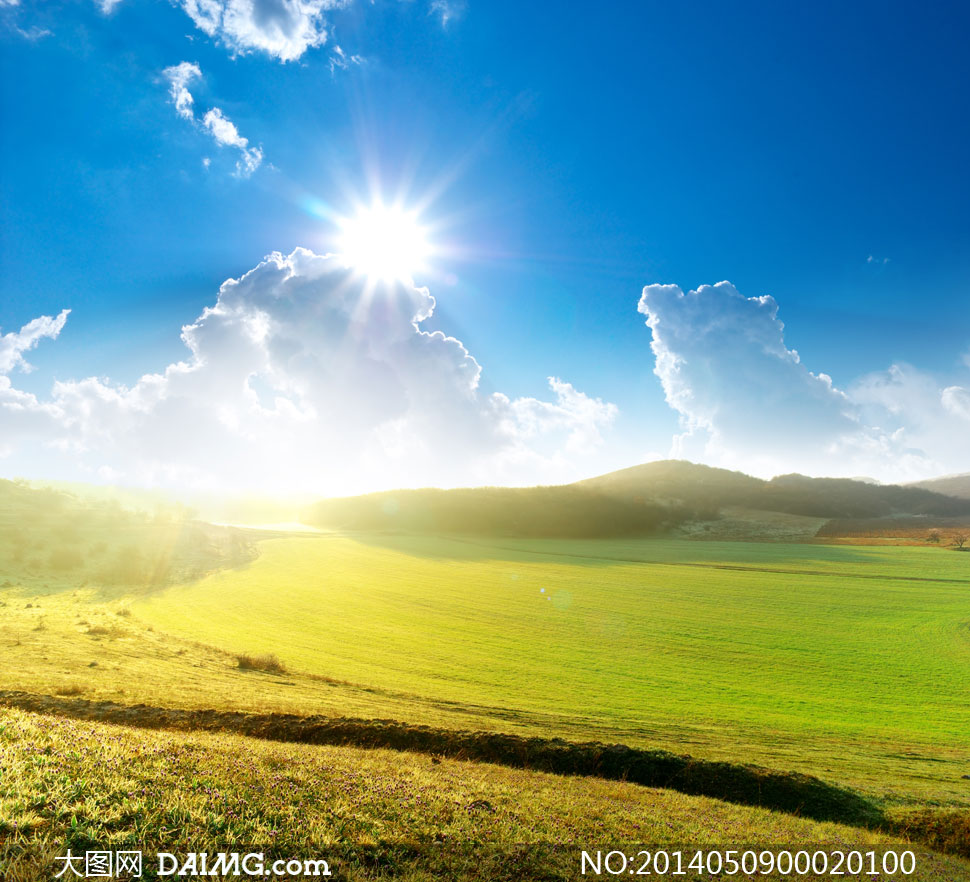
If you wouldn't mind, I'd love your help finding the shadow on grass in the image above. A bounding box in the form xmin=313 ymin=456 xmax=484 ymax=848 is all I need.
xmin=2 ymin=690 xmax=966 ymax=858
xmin=338 ymin=532 xmax=970 ymax=585
xmin=0 ymin=694 xmax=853 ymax=802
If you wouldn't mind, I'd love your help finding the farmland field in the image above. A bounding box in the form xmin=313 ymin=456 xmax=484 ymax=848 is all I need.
xmin=127 ymin=533 xmax=970 ymax=802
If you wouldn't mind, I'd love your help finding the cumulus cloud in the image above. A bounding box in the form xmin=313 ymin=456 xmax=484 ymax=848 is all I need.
xmin=638 ymin=282 xmax=858 ymax=474
xmin=97 ymin=0 xmax=345 ymax=62
xmin=0 ymin=251 xmax=615 ymax=493
xmin=179 ymin=0 xmax=341 ymax=62
xmin=162 ymin=63 xmax=263 ymax=177
xmin=639 ymin=280 xmax=970 ymax=481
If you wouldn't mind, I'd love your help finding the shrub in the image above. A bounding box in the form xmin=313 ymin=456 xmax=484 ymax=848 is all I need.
xmin=235 ymin=653 xmax=287 ymax=674
xmin=86 ymin=625 xmax=122 ymax=638
xmin=54 ymin=684 xmax=85 ymax=696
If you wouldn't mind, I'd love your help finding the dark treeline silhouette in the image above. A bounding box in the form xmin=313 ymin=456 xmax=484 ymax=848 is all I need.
xmin=310 ymin=461 xmax=970 ymax=538
xmin=309 ymin=485 xmax=697 ymax=538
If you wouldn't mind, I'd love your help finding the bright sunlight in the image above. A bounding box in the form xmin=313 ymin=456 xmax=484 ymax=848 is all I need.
xmin=336 ymin=202 xmax=431 ymax=283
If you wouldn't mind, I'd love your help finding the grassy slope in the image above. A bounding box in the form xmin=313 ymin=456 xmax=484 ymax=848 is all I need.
xmin=0 ymin=478 xmax=256 ymax=595
xmin=125 ymin=533 xmax=970 ymax=805
xmin=3 ymin=709 xmax=968 ymax=882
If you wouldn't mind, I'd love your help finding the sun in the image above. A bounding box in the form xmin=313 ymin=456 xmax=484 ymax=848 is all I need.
xmin=336 ymin=202 xmax=431 ymax=283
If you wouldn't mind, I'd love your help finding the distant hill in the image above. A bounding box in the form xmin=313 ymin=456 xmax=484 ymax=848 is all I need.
xmin=307 ymin=485 xmax=695 ymax=538
xmin=577 ymin=460 xmax=970 ymax=519
xmin=307 ymin=460 xmax=970 ymax=538
xmin=908 ymin=473 xmax=970 ymax=500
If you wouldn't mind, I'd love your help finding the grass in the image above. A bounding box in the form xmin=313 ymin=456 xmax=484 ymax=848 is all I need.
xmin=3 ymin=709 xmax=969 ymax=881
xmin=124 ymin=533 xmax=970 ymax=803
xmin=3 ymin=528 xmax=970 ymax=869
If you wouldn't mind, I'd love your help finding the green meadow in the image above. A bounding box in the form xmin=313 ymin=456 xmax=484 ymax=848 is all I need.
xmin=4 ymin=478 xmax=970 ymax=874
xmin=7 ymin=709 xmax=969 ymax=882
xmin=129 ymin=533 xmax=970 ymax=802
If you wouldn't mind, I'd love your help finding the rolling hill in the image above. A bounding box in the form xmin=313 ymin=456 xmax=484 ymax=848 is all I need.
xmin=0 ymin=478 xmax=255 ymax=592
xmin=307 ymin=460 xmax=970 ymax=536
xmin=910 ymin=473 xmax=970 ymax=500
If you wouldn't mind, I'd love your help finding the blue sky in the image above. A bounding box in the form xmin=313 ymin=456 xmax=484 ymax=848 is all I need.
xmin=1 ymin=0 xmax=969 ymax=492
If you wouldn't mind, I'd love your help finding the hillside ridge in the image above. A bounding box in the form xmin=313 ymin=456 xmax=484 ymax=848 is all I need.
xmin=307 ymin=460 xmax=970 ymax=536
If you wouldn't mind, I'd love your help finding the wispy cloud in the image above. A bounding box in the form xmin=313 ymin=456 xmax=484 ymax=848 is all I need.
xmin=163 ymin=61 xmax=201 ymax=121
xmin=328 ymin=44 xmax=364 ymax=76
xmin=429 ymin=0 xmax=465 ymax=27
xmin=0 ymin=310 xmax=70 ymax=375
xmin=866 ymin=254 xmax=890 ymax=265
xmin=162 ymin=62 xmax=263 ymax=177
xmin=14 ymin=23 xmax=52 ymax=40
xmin=1 ymin=0 xmax=52 ymax=39
xmin=201 ymin=108 xmax=263 ymax=177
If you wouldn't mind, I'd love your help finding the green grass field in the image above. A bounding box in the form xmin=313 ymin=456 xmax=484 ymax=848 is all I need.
xmin=3 ymin=709 xmax=968 ymax=882
xmin=125 ymin=533 xmax=970 ymax=804
xmin=5 ymin=520 xmax=970 ymax=875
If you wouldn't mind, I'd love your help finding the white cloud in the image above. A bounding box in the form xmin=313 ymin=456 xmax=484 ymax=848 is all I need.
xmin=0 ymin=310 xmax=70 ymax=374
xmin=0 ymin=312 xmax=71 ymax=459
xmin=0 ymin=251 xmax=614 ymax=494
xmin=179 ymin=0 xmax=342 ymax=62
xmin=639 ymin=281 xmax=970 ymax=481
xmin=201 ymin=108 xmax=263 ymax=176
xmin=162 ymin=61 xmax=201 ymax=121
xmin=942 ymin=386 xmax=970 ymax=421
xmin=328 ymin=44 xmax=364 ymax=75
xmin=97 ymin=0 xmax=124 ymax=13
xmin=638 ymin=281 xmax=857 ymax=474
xmin=505 ymin=379 xmax=617 ymax=455
xmin=162 ymin=63 xmax=263 ymax=177
xmin=15 ymin=24 xmax=52 ymax=40
xmin=850 ymin=365 xmax=970 ymax=474
xmin=1 ymin=0 xmax=52 ymax=38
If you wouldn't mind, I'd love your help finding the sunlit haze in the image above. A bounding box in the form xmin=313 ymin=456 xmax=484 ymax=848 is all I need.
xmin=336 ymin=203 xmax=431 ymax=283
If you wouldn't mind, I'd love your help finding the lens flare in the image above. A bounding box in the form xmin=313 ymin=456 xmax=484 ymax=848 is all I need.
xmin=336 ymin=202 xmax=431 ymax=283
